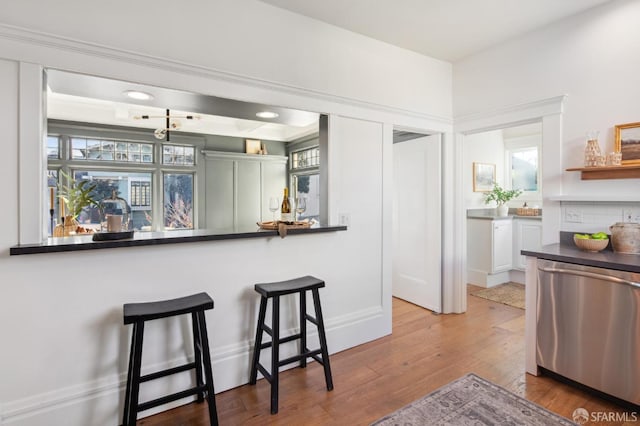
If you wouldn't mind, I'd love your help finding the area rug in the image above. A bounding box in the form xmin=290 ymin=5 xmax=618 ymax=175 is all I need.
xmin=371 ymin=373 xmax=575 ymax=425
xmin=470 ymin=282 xmax=525 ymax=309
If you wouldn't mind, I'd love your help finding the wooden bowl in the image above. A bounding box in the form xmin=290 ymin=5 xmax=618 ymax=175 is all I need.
xmin=573 ymin=236 xmax=608 ymax=252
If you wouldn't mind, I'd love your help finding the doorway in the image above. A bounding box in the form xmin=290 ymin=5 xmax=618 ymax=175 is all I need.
xmin=392 ymin=130 xmax=442 ymax=312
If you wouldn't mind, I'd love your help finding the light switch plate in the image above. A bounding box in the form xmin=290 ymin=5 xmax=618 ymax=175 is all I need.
xmin=339 ymin=213 xmax=351 ymax=226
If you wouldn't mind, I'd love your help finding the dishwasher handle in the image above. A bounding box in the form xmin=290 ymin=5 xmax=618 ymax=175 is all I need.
xmin=538 ymin=266 xmax=640 ymax=288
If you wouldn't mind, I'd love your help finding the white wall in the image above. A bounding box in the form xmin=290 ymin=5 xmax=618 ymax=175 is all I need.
xmin=462 ymin=130 xmax=504 ymax=208
xmin=0 ymin=3 xmax=452 ymax=424
xmin=454 ymin=0 xmax=640 ymax=199
xmin=0 ymin=0 xmax=451 ymax=120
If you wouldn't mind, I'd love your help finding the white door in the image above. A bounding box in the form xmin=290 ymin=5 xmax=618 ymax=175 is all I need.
xmin=392 ymin=134 xmax=442 ymax=312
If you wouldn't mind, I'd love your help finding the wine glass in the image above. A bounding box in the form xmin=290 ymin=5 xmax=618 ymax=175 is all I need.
xmin=295 ymin=197 xmax=306 ymax=221
xmin=268 ymin=197 xmax=279 ymax=222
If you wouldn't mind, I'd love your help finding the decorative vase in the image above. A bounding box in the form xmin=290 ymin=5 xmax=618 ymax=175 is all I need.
xmin=53 ymin=215 xmax=79 ymax=237
xmin=584 ymin=132 xmax=602 ymax=167
xmin=496 ymin=205 xmax=509 ymax=217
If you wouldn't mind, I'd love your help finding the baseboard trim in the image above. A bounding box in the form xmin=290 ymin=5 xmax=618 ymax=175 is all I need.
xmin=0 ymin=305 xmax=386 ymax=425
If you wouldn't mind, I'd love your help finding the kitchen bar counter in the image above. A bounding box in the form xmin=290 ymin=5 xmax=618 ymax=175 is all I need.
xmin=522 ymin=233 xmax=640 ymax=273
xmin=10 ymin=225 xmax=347 ymax=256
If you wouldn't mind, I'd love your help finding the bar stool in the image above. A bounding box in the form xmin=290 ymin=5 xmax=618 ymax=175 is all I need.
xmin=122 ymin=292 xmax=218 ymax=426
xmin=249 ymin=275 xmax=333 ymax=414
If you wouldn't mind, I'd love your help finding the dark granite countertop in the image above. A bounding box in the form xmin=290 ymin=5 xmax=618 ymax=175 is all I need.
xmin=10 ymin=225 xmax=347 ymax=256
xmin=522 ymin=234 xmax=640 ymax=273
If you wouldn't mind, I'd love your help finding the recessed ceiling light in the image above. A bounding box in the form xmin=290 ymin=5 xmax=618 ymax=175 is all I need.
xmin=123 ymin=90 xmax=154 ymax=101
xmin=256 ymin=111 xmax=279 ymax=119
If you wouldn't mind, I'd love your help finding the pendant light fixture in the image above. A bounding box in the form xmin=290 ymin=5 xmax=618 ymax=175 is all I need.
xmin=134 ymin=109 xmax=198 ymax=141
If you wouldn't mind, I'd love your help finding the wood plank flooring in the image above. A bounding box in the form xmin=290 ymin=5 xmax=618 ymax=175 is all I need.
xmin=139 ymin=285 xmax=635 ymax=425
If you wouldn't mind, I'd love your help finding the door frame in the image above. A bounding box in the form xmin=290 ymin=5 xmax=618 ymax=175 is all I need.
xmin=391 ymin=132 xmax=442 ymax=313
xmin=450 ymin=95 xmax=567 ymax=313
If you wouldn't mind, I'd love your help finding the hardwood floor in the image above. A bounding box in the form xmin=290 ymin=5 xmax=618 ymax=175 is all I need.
xmin=139 ymin=285 xmax=635 ymax=425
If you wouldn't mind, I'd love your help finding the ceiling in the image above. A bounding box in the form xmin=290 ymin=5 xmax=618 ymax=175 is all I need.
xmin=46 ymin=70 xmax=319 ymax=142
xmin=259 ymin=0 xmax=613 ymax=62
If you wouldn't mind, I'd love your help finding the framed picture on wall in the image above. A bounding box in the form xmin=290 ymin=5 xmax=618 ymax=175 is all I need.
xmin=473 ymin=162 xmax=495 ymax=192
xmin=615 ymin=122 xmax=640 ymax=165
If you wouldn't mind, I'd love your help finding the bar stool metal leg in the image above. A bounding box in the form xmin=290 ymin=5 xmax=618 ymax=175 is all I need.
xmin=271 ymin=295 xmax=280 ymax=414
xmin=192 ymin=312 xmax=205 ymax=403
xmin=299 ymin=290 xmax=307 ymax=368
xmin=197 ymin=311 xmax=219 ymax=426
xmin=249 ymin=297 xmax=268 ymax=384
xmin=312 ymin=288 xmax=333 ymax=391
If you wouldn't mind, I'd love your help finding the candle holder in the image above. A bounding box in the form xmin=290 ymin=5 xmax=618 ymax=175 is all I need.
xmin=49 ymin=208 xmax=54 ymax=236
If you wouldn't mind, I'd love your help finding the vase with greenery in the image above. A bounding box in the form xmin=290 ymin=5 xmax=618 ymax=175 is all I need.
xmin=484 ymin=182 xmax=522 ymax=216
xmin=55 ymin=171 xmax=99 ymax=235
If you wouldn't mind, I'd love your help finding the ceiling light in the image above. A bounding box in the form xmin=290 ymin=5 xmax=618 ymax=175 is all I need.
xmin=134 ymin=109 xmax=198 ymax=141
xmin=256 ymin=111 xmax=279 ymax=119
xmin=123 ymin=90 xmax=154 ymax=101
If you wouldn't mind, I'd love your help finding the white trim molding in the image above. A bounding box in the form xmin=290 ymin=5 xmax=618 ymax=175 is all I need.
xmin=0 ymin=305 xmax=384 ymax=425
xmin=450 ymin=95 xmax=567 ymax=313
xmin=454 ymin=95 xmax=567 ymax=134
xmin=201 ymin=150 xmax=288 ymax=164
xmin=0 ymin=23 xmax=453 ymax=130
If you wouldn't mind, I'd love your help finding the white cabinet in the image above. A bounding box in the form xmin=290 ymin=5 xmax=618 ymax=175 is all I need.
xmin=492 ymin=220 xmax=513 ymax=272
xmin=202 ymin=150 xmax=287 ymax=231
xmin=467 ymin=218 xmax=513 ymax=286
xmin=513 ymin=218 xmax=542 ymax=270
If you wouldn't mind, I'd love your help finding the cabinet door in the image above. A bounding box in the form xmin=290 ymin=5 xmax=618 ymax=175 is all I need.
xmin=236 ymin=160 xmax=262 ymax=229
xmin=516 ymin=220 xmax=542 ymax=269
xmin=205 ymin=159 xmax=235 ymax=232
xmin=261 ymin=161 xmax=287 ymax=221
xmin=492 ymin=221 xmax=513 ymax=272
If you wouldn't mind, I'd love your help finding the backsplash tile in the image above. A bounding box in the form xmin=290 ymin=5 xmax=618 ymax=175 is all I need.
xmin=560 ymin=201 xmax=640 ymax=233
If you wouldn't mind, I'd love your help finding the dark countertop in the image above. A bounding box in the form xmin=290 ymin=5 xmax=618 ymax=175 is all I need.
xmin=522 ymin=239 xmax=640 ymax=273
xmin=10 ymin=225 xmax=347 ymax=256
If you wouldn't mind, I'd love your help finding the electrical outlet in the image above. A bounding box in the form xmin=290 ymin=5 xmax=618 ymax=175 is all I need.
xmin=339 ymin=213 xmax=351 ymax=227
xmin=623 ymin=209 xmax=640 ymax=223
xmin=565 ymin=209 xmax=583 ymax=223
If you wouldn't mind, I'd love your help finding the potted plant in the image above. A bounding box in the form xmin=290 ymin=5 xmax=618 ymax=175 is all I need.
xmin=55 ymin=171 xmax=98 ymax=236
xmin=484 ymin=182 xmax=522 ymax=217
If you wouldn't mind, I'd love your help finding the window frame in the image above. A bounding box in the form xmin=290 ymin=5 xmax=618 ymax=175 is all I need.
xmin=289 ymin=145 xmax=320 ymax=220
xmin=47 ymin=124 xmax=204 ymax=233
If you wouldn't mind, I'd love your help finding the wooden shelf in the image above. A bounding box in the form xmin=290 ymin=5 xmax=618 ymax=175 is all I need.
xmin=566 ymin=165 xmax=640 ymax=180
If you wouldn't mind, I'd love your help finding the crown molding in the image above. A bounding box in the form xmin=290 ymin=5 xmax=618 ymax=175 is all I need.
xmin=454 ymin=95 xmax=567 ymax=134
xmin=0 ymin=23 xmax=452 ymax=127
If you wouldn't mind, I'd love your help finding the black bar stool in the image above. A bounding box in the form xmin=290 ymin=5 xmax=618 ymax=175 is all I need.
xmin=249 ymin=275 xmax=333 ymax=414
xmin=122 ymin=292 xmax=218 ymax=426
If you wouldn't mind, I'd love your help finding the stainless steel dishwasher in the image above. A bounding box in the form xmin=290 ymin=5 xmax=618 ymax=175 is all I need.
xmin=537 ymin=259 xmax=640 ymax=405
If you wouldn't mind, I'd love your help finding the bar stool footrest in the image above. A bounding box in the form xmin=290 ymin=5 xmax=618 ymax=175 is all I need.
xmin=256 ymin=363 xmax=272 ymax=383
xmin=278 ymin=349 xmax=322 ymax=367
xmin=140 ymin=362 xmax=196 ymax=383
xmin=137 ymin=385 xmax=208 ymax=412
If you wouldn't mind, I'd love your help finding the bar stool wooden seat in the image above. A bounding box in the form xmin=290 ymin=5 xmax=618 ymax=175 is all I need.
xmin=249 ymin=275 xmax=333 ymax=414
xmin=122 ymin=292 xmax=218 ymax=426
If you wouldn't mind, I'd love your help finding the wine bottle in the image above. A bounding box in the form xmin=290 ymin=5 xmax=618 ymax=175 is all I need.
xmin=280 ymin=188 xmax=293 ymax=223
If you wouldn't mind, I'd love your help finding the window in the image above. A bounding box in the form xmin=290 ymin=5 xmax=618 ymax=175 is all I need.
xmin=510 ymin=147 xmax=538 ymax=192
xmin=130 ymin=180 xmax=151 ymax=208
xmin=47 ymin=136 xmax=60 ymax=159
xmin=72 ymin=170 xmax=153 ymax=231
xmin=71 ymin=138 xmax=153 ymax=163
xmin=163 ymin=173 xmax=194 ymax=229
xmin=290 ymin=146 xmax=320 ymax=221
xmin=291 ymin=147 xmax=319 ymax=170
xmin=47 ymin=130 xmax=198 ymax=235
xmin=163 ymin=144 xmax=195 ymax=165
